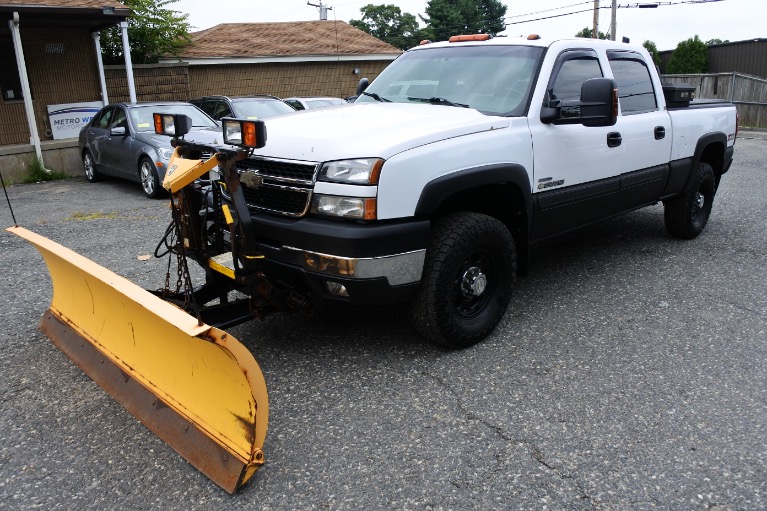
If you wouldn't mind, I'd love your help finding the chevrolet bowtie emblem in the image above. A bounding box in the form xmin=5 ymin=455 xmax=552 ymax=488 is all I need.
xmin=241 ymin=171 xmax=264 ymax=188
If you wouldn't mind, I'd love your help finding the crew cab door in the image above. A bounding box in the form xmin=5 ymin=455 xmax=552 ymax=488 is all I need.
xmin=605 ymin=50 xmax=672 ymax=209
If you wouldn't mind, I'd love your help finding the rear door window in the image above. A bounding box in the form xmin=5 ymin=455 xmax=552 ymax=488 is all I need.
xmin=608 ymin=51 xmax=658 ymax=114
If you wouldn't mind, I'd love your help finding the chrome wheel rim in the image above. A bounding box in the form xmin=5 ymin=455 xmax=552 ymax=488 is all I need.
xmin=141 ymin=161 xmax=155 ymax=195
xmin=83 ymin=154 xmax=94 ymax=180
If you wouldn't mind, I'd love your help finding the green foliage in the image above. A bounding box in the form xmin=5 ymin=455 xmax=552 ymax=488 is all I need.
xmin=100 ymin=0 xmax=192 ymax=64
xmin=421 ymin=0 xmax=507 ymax=42
xmin=667 ymin=35 xmax=709 ymax=74
xmin=705 ymin=38 xmax=729 ymax=46
xmin=22 ymin=157 xmax=68 ymax=183
xmin=575 ymin=26 xmax=610 ymax=40
xmin=643 ymin=40 xmax=661 ymax=66
xmin=350 ymin=4 xmax=425 ymax=50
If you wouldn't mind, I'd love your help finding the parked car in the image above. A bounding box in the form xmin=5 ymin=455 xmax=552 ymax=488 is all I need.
xmin=79 ymin=102 xmax=221 ymax=198
xmin=282 ymin=96 xmax=347 ymax=110
xmin=191 ymin=95 xmax=296 ymax=121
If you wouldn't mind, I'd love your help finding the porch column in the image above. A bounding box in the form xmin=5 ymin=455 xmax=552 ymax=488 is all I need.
xmin=119 ymin=21 xmax=137 ymax=103
xmin=8 ymin=12 xmax=43 ymax=162
xmin=92 ymin=32 xmax=109 ymax=106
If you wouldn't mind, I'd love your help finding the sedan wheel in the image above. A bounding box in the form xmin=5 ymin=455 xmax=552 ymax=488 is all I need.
xmin=140 ymin=157 xmax=162 ymax=198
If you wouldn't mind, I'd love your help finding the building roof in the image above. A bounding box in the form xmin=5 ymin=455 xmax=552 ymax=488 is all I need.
xmin=0 ymin=0 xmax=125 ymax=6
xmin=180 ymin=21 xmax=402 ymax=59
xmin=0 ymin=0 xmax=129 ymax=29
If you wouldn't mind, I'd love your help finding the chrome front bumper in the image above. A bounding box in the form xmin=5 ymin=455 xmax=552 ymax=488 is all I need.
xmin=283 ymin=246 xmax=426 ymax=286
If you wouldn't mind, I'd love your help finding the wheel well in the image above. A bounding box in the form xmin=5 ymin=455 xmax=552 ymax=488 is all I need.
xmin=431 ymin=183 xmax=530 ymax=274
xmin=699 ymin=141 xmax=725 ymax=174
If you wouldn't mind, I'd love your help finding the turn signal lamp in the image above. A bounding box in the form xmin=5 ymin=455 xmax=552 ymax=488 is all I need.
xmin=221 ymin=117 xmax=267 ymax=149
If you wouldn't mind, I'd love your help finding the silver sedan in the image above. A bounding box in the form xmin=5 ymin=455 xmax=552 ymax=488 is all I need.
xmin=78 ymin=102 xmax=221 ymax=198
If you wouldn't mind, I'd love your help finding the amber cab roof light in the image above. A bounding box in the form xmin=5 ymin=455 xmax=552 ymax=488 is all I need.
xmin=527 ymin=34 xmax=541 ymax=40
xmin=449 ymin=34 xmax=491 ymax=43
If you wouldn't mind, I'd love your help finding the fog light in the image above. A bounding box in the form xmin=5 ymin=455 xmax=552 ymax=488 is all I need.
xmin=325 ymin=281 xmax=349 ymax=296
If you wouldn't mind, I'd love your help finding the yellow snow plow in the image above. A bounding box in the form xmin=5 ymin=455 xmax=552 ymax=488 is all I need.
xmin=8 ymin=114 xmax=284 ymax=493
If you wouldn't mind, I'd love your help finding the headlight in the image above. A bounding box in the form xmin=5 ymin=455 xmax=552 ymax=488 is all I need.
xmin=311 ymin=194 xmax=377 ymax=220
xmin=158 ymin=147 xmax=174 ymax=160
xmin=318 ymin=158 xmax=383 ymax=184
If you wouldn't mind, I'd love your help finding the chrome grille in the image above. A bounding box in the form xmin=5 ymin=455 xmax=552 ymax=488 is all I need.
xmin=234 ymin=157 xmax=319 ymax=217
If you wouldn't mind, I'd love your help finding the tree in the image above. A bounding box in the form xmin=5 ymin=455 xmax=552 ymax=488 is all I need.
xmin=350 ymin=4 xmax=424 ymax=50
xmin=666 ymin=35 xmax=708 ymax=74
xmin=100 ymin=0 xmax=192 ymax=65
xmin=575 ymin=26 xmax=609 ymax=40
xmin=643 ymin=40 xmax=661 ymax=66
xmin=421 ymin=0 xmax=506 ymax=42
xmin=705 ymin=38 xmax=729 ymax=46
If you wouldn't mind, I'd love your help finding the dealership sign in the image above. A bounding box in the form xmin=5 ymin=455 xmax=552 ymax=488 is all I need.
xmin=47 ymin=102 xmax=103 ymax=140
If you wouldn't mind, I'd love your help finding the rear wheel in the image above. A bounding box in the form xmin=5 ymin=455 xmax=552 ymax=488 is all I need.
xmin=139 ymin=157 xmax=162 ymax=198
xmin=83 ymin=150 xmax=99 ymax=182
xmin=410 ymin=212 xmax=516 ymax=349
xmin=664 ymin=162 xmax=716 ymax=239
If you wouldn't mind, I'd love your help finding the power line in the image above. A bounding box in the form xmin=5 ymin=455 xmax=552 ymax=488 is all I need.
xmin=505 ymin=0 xmax=724 ymax=26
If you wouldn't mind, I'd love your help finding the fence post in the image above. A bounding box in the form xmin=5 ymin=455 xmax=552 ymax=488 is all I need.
xmin=730 ymin=72 xmax=736 ymax=102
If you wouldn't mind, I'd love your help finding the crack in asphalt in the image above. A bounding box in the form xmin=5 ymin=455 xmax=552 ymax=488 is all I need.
xmin=419 ymin=370 xmax=598 ymax=510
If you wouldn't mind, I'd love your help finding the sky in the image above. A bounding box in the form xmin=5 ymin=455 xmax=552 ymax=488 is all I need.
xmin=174 ymin=0 xmax=761 ymax=52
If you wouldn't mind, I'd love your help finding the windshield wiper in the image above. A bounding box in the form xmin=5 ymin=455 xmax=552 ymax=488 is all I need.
xmin=361 ymin=91 xmax=391 ymax=102
xmin=407 ymin=96 xmax=469 ymax=108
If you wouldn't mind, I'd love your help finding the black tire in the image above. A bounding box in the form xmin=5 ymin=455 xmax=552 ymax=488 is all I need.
xmin=83 ymin=150 xmax=99 ymax=183
xmin=409 ymin=212 xmax=517 ymax=349
xmin=663 ymin=162 xmax=716 ymax=239
xmin=139 ymin=157 xmax=162 ymax=198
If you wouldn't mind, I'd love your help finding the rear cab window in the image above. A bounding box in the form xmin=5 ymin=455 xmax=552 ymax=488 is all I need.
xmin=607 ymin=51 xmax=658 ymax=114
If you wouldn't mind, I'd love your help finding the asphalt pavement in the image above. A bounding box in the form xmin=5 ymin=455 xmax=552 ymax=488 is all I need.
xmin=0 ymin=134 xmax=765 ymax=510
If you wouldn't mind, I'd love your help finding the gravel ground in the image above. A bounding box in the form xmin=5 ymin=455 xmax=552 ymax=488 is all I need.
xmin=0 ymin=134 xmax=765 ymax=510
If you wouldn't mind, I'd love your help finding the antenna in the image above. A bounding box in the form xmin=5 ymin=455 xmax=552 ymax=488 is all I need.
xmin=307 ymin=0 xmax=332 ymax=20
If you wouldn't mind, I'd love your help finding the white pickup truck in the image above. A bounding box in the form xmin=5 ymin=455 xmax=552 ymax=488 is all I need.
xmin=226 ymin=35 xmax=737 ymax=348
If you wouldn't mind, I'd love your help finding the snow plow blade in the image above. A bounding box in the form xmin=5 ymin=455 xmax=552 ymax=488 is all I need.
xmin=8 ymin=226 xmax=268 ymax=493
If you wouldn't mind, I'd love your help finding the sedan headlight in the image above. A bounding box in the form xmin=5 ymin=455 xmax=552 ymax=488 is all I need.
xmin=318 ymin=158 xmax=383 ymax=184
xmin=311 ymin=194 xmax=377 ymax=220
xmin=158 ymin=146 xmax=174 ymax=160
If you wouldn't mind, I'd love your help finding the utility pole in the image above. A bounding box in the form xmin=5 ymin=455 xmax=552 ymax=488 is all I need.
xmin=307 ymin=0 xmax=332 ymax=20
xmin=592 ymin=0 xmax=599 ymax=39
xmin=611 ymin=0 xmax=617 ymax=40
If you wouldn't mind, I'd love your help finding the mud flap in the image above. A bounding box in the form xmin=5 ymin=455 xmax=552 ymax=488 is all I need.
xmin=8 ymin=226 xmax=268 ymax=493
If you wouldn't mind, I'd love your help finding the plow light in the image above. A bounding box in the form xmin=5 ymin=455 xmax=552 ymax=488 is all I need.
xmin=222 ymin=118 xmax=267 ymax=149
xmin=153 ymin=113 xmax=192 ymax=137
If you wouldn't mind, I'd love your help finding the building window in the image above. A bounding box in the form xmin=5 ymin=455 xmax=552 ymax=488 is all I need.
xmin=0 ymin=36 xmax=24 ymax=101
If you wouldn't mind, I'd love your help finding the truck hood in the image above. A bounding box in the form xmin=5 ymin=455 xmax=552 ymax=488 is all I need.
xmin=252 ymin=103 xmax=510 ymax=162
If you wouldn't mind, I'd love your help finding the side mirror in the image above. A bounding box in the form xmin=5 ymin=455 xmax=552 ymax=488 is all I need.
xmin=110 ymin=126 xmax=127 ymax=136
xmin=580 ymin=78 xmax=618 ymax=127
xmin=153 ymin=113 xmax=192 ymax=137
xmin=539 ymin=98 xmax=561 ymax=124
xmin=356 ymin=78 xmax=370 ymax=96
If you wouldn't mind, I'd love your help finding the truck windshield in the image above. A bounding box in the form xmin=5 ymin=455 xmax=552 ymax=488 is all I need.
xmin=357 ymin=45 xmax=544 ymax=116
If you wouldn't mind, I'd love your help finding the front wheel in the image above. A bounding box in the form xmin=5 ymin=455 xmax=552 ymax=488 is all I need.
xmin=139 ymin=157 xmax=163 ymax=198
xmin=663 ymin=162 xmax=716 ymax=239
xmin=409 ymin=212 xmax=517 ymax=349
